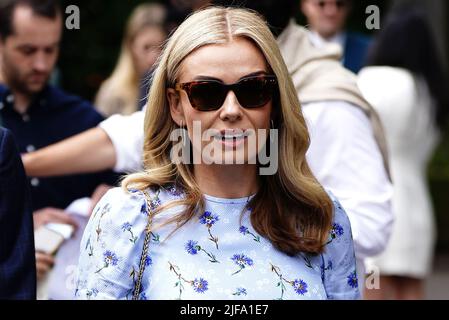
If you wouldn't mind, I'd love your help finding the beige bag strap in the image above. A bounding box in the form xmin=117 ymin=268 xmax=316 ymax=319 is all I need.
xmin=132 ymin=190 xmax=155 ymax=300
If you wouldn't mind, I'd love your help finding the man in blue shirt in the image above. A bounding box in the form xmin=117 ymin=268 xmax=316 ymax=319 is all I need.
xmin=301 ymin=0 xmax=371 ymax=73
xmin=0 ymin=126 xmax=36 ymax=299
xmin=0 ymin=0 xmax=119 ymax=282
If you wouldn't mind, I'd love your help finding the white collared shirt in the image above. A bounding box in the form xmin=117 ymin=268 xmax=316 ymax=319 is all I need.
xmin=308 ymin=30 xmax=347 ymax=51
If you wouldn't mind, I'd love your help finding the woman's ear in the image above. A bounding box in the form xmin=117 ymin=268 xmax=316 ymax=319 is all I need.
xmin=167 ymin=88 xmax=184 ymax=126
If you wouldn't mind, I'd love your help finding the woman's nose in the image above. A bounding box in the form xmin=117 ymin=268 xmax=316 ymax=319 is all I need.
xmin=219 ymin=91 xmax=243 ymax=122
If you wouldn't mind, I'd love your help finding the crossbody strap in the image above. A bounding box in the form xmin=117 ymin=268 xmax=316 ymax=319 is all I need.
xmin=132 ymin=190 xmax=155 ymax=300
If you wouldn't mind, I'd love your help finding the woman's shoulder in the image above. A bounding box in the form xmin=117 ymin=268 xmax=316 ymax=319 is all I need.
xmin=326 ymin=191 xmax=352 ymax=234
xmin=94 ymin=184 xmax=186 ymax=216
xmin=96 ymin=187 xmax=145 ymax=210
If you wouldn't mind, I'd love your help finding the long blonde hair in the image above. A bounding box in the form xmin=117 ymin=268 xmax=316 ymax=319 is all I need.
xmin=123 ymin=6 xmax=333 ymax=255
xmin=95 ymin=3 xmax=166 ymax=116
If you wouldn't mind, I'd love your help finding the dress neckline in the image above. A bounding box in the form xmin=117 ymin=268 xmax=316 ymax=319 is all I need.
xmin=203 ymin=193 xmax=255 ymax=204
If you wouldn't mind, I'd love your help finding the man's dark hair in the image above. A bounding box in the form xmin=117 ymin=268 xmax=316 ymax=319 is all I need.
xmin=0 ymin=0 xmax=61 ymax=40
xmin=212 ymin=0 xmax=298 ymax=37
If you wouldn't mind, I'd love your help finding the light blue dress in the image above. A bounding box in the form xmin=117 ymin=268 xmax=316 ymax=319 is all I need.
xmin=75 ymin=185 xmax=360 ymax=300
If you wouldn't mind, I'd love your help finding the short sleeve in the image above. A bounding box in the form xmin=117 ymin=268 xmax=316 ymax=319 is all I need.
xmin=75 ymin=187 xmax=149 ymax=300
xmin=321 ymin=194 xmax=361 ymax=300
xmin=99 ymin=111 xmax=145 ymax=173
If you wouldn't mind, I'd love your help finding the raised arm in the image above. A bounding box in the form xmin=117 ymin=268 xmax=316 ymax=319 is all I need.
xmin=22 ymin=127 xmax=116 ymax=177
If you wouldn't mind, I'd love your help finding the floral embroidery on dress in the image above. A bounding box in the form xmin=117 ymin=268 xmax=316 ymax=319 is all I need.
xmin=185 ymin=240 xmax=219 ymax=263
xmin=121 ymin=222 xmax=138 ymax=243
xmin=75 ymin=188 xmax=360 ymax=300
xmin=239 ymin=225 xmax=260 ymax=242
xmin=326 ymin=222 xmax=345 ymax=245
xmin=232 ymin=287 xmax=247 ymax=296
xmin=95 ymin=203 xmax=111 ymax=241
xmin=85 ymin=236 xmax=93 ymax=257
xmin=300 ymin=253 xmax=314 ymax=269
xmin=331 ymin=223 xmax=344 ymax=239
xmin=347 ymin=271 xmax=358 ymax=289
xmin=86 ymin=288 xmax=99 ymax=300
xmin=140 ymin=190 xmax=162 ymax=216
xmin=231 ymin=254 xmax=254 ymax=275
xmin=168 ymin=262 xmax=209 ymax=299
xmin=95 ymin=250 xmax=119 ymax=274
xmin=292 ymin=279 xmax=308 ymax=295
xmin=150 ymin=232 xmax=160 ymax=243
xmin=145 ymin=255 xmax=153 ymax=266
xmin=199 ymin=211 xmax=220 ymax=249
xmin=320 ymin=259 xmax=333 ymax=280
xmin=270 ymin=264 xmax=308 ymax=300
xmin=166 ymin=184 xmax=184 ymax=198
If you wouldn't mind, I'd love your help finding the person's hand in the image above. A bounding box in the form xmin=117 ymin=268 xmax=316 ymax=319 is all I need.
xmin=89 ymin=184 xmax=113 ymax=216
xmin=33 ymin=207 xmax=78 ymax=230
xmin=36 ymin=252 xmax=55 ymax=280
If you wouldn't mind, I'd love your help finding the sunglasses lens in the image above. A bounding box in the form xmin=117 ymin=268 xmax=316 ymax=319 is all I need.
xmin=235 ymin=77 xmax=276 ymax=108
xmin=180 ymin=76 xmax=277 ymax=111
xmin=189 ymin=81 xmax=225 ymax=111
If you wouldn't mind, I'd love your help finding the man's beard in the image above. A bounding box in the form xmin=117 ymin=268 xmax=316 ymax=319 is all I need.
xmin=7 ymin=71 xmax=49 ymax=96
xmin=2 ymin=59 xmax=49 ymax=97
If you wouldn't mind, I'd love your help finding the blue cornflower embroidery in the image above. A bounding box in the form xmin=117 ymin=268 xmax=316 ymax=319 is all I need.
xmin=199 ymin=211 xmax=220 ymax=249
xmin=121 ymin=222 xmax=132 ymax=231
xmin=121 ymin=222 xmax=137 ymax=243
xmin=331 ymin=223 xmax=344 ymax=238
xmin=141 ymin=191 xmax=162 ymax=215
xmin=140 ymin=203 xmax=147 ymax=216
xmin=347 ymin=271 xmax=358 ymax=289
xmin=169 ymin=262 xmax=209 ymax=299
xmin=185 ymin=240 xmax=219 ymax=263
xmin=232 ymin=287 xmax=248 ymax=296
xmin=231 ymin=254 xmax=254 ymax=275
xmin=167 ymin=185 xmax=184 ymax=197
xmin=86 ymin=288 xmax=99 ymax=299
xmin=200 ymin=211 xmax=219 ymax=227
xmin=104 ymin=250 xmax=118 ymax=266
xmin=271 ymin=264 xmax=308 ymax=300
xmin=239 ymin=225 xmax=260 ymax=242
xmin=185 ymin=240 xmax=199 ymax=255
xmin=150 ymin=197 xmax=162 ymax=210
xmin=192 ymin=278 xmax=209 ymax=293
xmin=239 ymin=226 xmax=248 ymax=234
xmin=292 ymin=279 xmax=308 ymax=295
xmin=145 ymin=255 xmax=152 ymax=267
xmin=95 ymin=250 xmax=119 ymax=273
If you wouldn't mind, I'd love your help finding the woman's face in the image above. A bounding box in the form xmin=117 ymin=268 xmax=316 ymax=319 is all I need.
xmin=131 ymin=26 xmax=166 ymax=76
xmin=167 ymin=37 xmax=274 ymax=166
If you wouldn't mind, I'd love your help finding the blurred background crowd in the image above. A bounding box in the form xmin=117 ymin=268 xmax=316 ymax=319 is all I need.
xmin=0 ymin=0 xmax=448 ymax=299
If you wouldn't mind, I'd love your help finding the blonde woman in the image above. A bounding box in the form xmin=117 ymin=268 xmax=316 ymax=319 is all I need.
xmin=94 ymin=3 xmax=167 ymax=117
xmin=75 ymin=7 xmax=359 ymax=300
